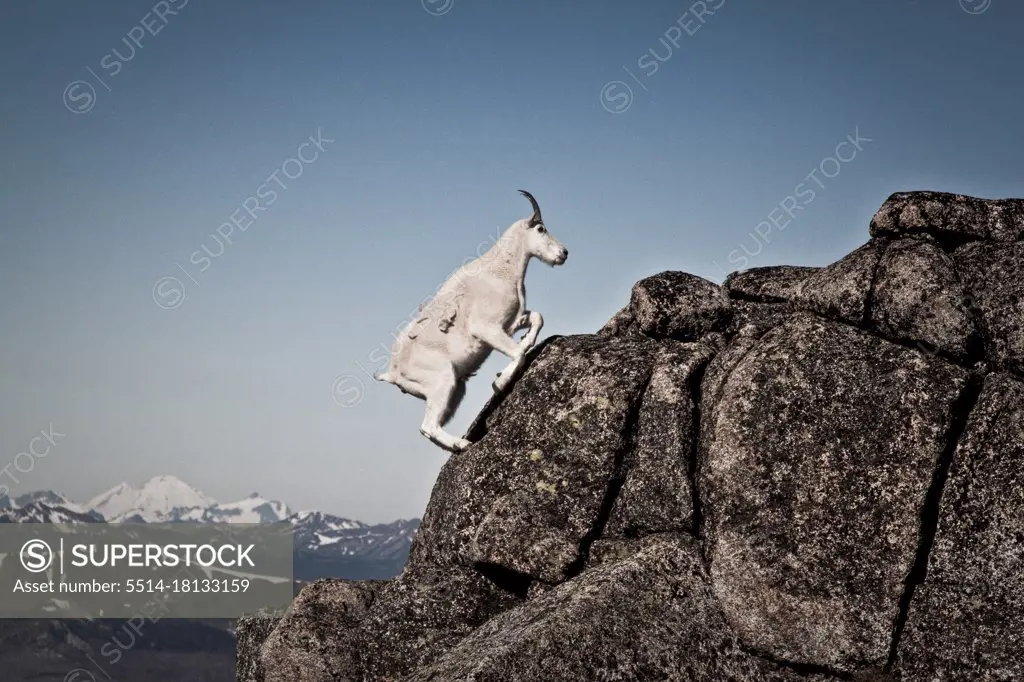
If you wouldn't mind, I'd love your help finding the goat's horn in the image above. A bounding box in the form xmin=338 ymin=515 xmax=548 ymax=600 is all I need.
xmin=518 ymin=189 xmax=542 ymax=225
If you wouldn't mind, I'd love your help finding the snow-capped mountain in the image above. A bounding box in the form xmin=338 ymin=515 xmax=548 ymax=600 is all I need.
xmin=288 ymin=511 xmax=418 ymax=558
xmin=290 ymin=509 xmax=365 ymax=533
xmin=83 ymin=477 xmax=292 ymax=524
xmin=176 ymin=493 xmax=292 ymax=524
xmin=0 ymin=502 xmax=102 ymax=524
xmin=87 ymin=475 xmax=217 ymax=522
xmin=11 ymin=490 xmax=88 ymax=514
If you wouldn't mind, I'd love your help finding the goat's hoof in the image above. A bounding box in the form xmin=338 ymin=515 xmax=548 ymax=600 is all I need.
xmin=452 ymin=438 xmax=471 ymax=452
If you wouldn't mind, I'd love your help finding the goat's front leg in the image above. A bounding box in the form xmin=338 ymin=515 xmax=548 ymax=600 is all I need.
xmin=494 ymin=311 xmax=544 ymax=393
xmin=469 ymin=322 xmax=521 ymax=361
xmin=468 ymin=328 xmax=520 ymax=393
xmin=510 ymin=310 xmax=543 ymax=353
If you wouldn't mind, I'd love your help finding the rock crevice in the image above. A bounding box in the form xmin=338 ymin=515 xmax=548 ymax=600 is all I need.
xmin=884 ymin=373 xmax=986 ymax=672
xmin=564 ymin=364 xmax=654 ymax=579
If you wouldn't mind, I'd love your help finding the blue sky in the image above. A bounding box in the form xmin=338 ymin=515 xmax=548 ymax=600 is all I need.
xmin=1 ymin=0 xmax=1021 ymax=522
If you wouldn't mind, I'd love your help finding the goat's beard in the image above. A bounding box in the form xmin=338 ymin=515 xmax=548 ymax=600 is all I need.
xmin=538 ymin=252 xmax=566 ymax=267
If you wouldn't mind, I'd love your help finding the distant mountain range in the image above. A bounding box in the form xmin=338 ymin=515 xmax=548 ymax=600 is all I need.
xmin=0 ymin=475 xmax=418 ymax=580
xmin=0 ymin=477 xmax=416 ymax=679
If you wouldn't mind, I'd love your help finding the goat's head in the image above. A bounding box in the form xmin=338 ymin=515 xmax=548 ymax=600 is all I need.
xmin=516 ymin=190 xmax=568 ymax=266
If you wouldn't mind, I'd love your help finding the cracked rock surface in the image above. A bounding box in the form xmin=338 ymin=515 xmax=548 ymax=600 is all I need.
xmin=699 ymin=314 xmax=970 ymax=670
xmin=895 ymin=373 xmax=1024 ymax=681
xmin=237 ymin=191 xmax=1024 ymax=682
xmin=407 ymin=535 xmax=841 ymax=682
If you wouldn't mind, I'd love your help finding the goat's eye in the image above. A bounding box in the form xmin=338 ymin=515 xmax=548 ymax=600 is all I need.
xmin=536 ymin=225 xmax=546 ymax=234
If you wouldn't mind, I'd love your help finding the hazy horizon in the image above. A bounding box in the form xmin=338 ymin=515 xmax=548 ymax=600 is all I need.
xmin=2 ymin=0 xmax=1023 ymax=524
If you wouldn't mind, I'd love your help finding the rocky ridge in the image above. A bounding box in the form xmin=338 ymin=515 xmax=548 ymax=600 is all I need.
xmin=238 ymin=190 xmax=1024 ymax=681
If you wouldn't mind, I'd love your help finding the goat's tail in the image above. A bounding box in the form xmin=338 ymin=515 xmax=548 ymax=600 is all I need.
xmin=374 ymin=369 xmax=392 ymax=383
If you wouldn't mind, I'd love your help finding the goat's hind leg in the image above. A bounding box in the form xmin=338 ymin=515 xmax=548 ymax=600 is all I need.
xmin=419 ymin=370 xmax=471 ymax=453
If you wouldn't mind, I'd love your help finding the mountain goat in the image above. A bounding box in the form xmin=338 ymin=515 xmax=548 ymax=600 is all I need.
xmin=375 ymin=190 xmax=569 ymax=452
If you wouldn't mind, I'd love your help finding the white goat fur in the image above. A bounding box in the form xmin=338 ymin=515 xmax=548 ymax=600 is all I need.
xmin=375 ymin=191 xmax=568 ymax=452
